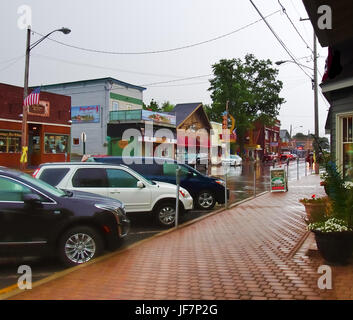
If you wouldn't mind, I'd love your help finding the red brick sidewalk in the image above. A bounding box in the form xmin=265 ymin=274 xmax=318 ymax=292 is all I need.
xmin=6 ymin=174 xmax=353 ymax=300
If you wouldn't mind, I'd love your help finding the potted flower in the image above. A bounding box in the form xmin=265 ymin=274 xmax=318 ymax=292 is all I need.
xmin=308 ymin=217 xmax=353 ymax=264
xmin=299 ymin=194 xmax=329 ymax=223
xmin=305 ymin=137 xmax=353 ymax=264
xmin=307 ymin=162 xmax=353 ymax=264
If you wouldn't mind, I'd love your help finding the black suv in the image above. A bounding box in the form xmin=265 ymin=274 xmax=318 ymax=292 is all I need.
xmin=86 ymin=156 xmax=228 ymax=210
xmin=0 ymin=167 xmax=130 ymax=266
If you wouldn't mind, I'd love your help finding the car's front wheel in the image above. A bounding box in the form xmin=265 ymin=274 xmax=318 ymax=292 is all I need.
xmin=196 ymin=191 xmax=216 ymax=210
xmin=58 ymin=226 xmax=104 ymax=267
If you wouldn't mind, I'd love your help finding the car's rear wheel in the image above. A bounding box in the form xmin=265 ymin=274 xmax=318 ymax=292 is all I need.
xmin=196 ymin=191 xmax=216 ymax=210
xmin=58 ymin=226 xmax=104 ymax=267
xmin=155 ymin=201 xmax=176 ymax=227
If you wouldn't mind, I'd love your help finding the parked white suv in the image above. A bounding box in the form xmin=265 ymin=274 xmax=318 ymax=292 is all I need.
xmin=33 ymin=163 xmax=194 ymax=227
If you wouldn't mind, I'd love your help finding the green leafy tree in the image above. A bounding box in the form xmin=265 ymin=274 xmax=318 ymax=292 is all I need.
xmin=143 ymin=99 xmax=175 ymax=113
xmin=312 ymin=136 xmax=329 ymax=151
xmin=292 ymin=132 xmax=308 ymax=139
xmin=208 ymin=54 xmax=285 ymax=155
xmin=143 ymin=99 xmax=160 ymax=111
xmin=161 ymin=101 xmax=175 ymax=112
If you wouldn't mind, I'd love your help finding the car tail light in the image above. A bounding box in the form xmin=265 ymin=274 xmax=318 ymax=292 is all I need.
xmin=32 ymin=168 xmax=40 ymax=178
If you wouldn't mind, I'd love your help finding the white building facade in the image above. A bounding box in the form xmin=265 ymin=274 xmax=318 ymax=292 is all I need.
xmin=41 ymin=77 xmax=145 ymax=157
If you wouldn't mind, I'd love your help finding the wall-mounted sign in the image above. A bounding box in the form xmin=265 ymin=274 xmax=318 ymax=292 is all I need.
xmin=142 ymin=110 xmax=176 ymax=125
xmin=28 ymin=100 xmax=50 ymax=117
xmin=71 ymin=105 xmax=100 ymax=123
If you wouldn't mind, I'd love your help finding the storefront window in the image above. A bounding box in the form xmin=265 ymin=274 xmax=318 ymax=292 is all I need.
xmin=44 ymin=134 xmax=68 ymax=154
xmin=265 ymin=130 xmax=269 ymax=140
xmin=342 ymin=116 xmax=353 ymax=180
xmin=0 ymin=131 xmax=21 ymax=153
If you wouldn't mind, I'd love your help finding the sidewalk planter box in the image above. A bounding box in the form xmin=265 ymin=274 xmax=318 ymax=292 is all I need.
xmin=302 ymin=202 xmax=327 ymax=223
xmin=313 ymin=230 xmax=353 ymax=264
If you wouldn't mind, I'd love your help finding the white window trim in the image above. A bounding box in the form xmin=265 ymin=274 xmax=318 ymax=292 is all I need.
xmin=336 ymin=111 xmax=353 ymax=174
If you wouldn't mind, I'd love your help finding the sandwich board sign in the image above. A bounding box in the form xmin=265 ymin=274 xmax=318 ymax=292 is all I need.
xmin=270 ymin=167 xmax=288 ymax=192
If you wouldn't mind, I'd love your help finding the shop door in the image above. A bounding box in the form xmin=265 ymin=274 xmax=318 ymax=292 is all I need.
xmin=28 ymin=124 xmax=41 ymax=166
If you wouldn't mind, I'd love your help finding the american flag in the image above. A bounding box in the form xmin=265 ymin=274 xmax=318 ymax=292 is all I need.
xmin=24 ymin=87 xmax=40 ymax=107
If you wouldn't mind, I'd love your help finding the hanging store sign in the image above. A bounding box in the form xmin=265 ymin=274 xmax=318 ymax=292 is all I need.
xmin=27 ymin=100 xmax=50 ymax=117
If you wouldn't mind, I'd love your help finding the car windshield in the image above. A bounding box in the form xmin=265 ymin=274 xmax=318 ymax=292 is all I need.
xmin=180 ymin=163 xmax=204 ymax=177
xmin=123 ymin=167 xmax=155 ymax=185
xmin=20 ymin=173 xmax=66 ymax=197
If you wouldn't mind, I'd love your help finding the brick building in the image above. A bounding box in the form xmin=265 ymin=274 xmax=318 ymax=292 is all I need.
xmin=0 ymin=83 xmax=71 ymax=168
xmin=244 ymin=120 xmax=281 ymax=160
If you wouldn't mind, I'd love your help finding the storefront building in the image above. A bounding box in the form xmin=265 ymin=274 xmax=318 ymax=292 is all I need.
xmin=0 ymin=83 xmax=71 ymax=168
xmin=244 ymin=120 xmax=280 ymax=160
xmin=107 ymin=109 xmax=176 ymax=158
xmin=210 ymin=121 xmax=223 ymax=165
xmin=41 ymin=77 xmax=146 ymax=157
xmin=173 ymin=103 xmax=212 ymax=164
xmin=303 ymin=0 xmax=353 ymax=180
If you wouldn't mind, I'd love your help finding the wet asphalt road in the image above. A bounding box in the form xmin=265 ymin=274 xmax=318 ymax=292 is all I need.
xmin=0 ymin=160 xmax=310 ymax=291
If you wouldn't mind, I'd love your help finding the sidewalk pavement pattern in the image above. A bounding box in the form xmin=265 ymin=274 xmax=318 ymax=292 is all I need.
xmin=7 ymin=175 xmax=353 ymax=300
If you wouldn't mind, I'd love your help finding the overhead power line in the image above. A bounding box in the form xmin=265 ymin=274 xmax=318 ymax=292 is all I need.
xmin=248 ymin=0 xmax=313 ymax=80
xmin=0 ymin=55 xmax=25 ymax=73
xmin=32 ymin=53 xmax=186 ymax=79
xmin=140 ymin=74 xmax=213 ymax=87
xmin=277 ymin=0 xmax=314 ymax=54
xmin=31 ymin=10 xmax=280 ymax=55
xmin=147 ymin=81 xmax=209 ymax=88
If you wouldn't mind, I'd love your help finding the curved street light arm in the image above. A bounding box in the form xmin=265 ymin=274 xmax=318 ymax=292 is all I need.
xmin=275 ymin=60 xmax=314 ymax=71
xmin=30 ymin=28 xmax=71 ymax=50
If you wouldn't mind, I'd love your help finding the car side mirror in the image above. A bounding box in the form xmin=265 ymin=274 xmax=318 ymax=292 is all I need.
xmin=137 ymin=181 xmax=145 ymax=188
xmin=23 ymin=193 xmax=42 ymax=206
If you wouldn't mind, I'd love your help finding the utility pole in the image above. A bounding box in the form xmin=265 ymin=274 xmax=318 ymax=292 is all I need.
xmin=300 ymin=17 xmax=320 ymax=174
xmin=20 ymin=27 xmax=31 ymax=171
xmin=224 ymin=100 xmax=229 ymax=209
xmin=313 ymin=32 xmax=320 ymax=174
xmin=19 ymin=27 xmax=71 ymax=170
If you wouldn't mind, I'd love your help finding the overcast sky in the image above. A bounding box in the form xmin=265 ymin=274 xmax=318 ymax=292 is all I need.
xmin=0 ymin=0 xmax=329 ymax=137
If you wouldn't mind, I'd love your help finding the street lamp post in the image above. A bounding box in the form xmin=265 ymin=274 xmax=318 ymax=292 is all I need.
xmin=21 ymin=26 xmax=71 ymax=170
xmin=313 ymin=33 xmax=320 ymax=174
xmin=290 ymin=125 xmax=303 ymax=139
xmin=275 ymin=45 xmax=320 ymax=174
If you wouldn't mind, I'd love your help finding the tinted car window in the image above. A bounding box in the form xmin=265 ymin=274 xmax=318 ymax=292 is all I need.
xmin=0 ymin=176 xmax=31 ymax=201
xmin=130 ymin=163 xmax=162 ymax=176
xmin=106 ymin=169 xmax=138 ymax=188
xmin=163 ymin=163 xmax=189 ymax=177
xmin=72 ymin=168 xmax=108 ymax=188
xmin=39 ymin=168 xmax=70 ymax=186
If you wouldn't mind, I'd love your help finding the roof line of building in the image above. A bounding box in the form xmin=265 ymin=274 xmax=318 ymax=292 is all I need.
xmin=38 ymin=77 xmax=146 ymax=92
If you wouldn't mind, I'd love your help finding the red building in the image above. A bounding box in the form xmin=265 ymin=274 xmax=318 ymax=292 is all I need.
xmin=0 ymin=83 xmax=71 ymax=169
xmin=244 ymin=120 xmax=281 ymax=160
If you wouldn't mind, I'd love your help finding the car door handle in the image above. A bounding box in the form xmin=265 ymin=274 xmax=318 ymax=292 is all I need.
xmin=110 ymin=191 xmax=120 ymax=194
